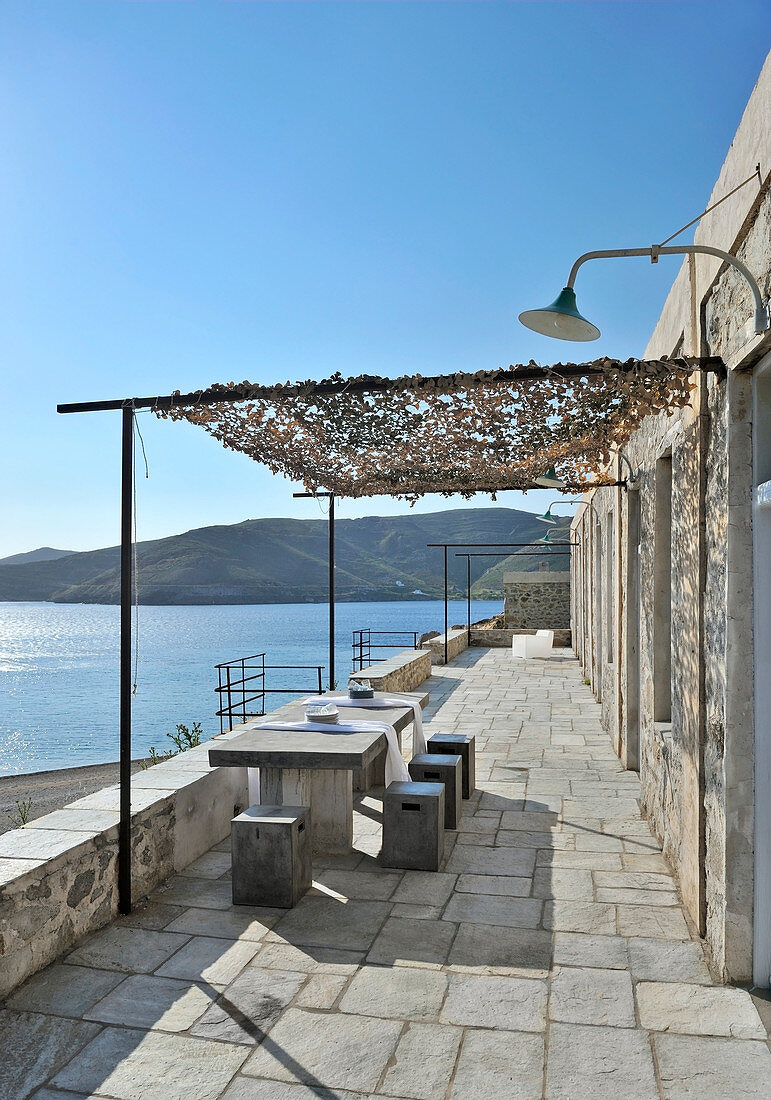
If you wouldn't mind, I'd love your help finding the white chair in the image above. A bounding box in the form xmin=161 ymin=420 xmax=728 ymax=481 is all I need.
xmin=512 ymin=630 xmax=554 ymax=659
xmin=535 ymin=629 xmax=554 ymax=653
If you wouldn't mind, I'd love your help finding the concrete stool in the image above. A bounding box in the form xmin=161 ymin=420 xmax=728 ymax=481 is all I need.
xmin=231 ymin=805 xmax=311 ymax=908
xmin=408 ymin=753 xmax=462 ymax=829
xmin=381 ymin=782 xmax=444 ymax=871
xmin=427 ymin=733 xmax=476 ymax=799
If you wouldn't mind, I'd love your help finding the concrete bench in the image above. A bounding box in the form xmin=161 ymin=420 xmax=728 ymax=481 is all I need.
xmin=350 ymin=647 xmax=431 ymax=693
xmin=421 ymin=627 xmax=468 ymax=666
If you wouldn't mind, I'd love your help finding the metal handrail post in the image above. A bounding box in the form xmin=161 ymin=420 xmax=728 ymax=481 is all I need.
xmin=241 ymin=658 xmax=247 ymax=725
xmin=227 ymin=667 xmax=234 ymax=730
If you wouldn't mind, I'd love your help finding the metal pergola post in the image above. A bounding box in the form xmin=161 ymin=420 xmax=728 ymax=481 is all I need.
xmin=329 ymin=493 xmax=335 ymax=690
xmin=443 ymin=546 xmax=448 ymax=664
xmin=119 ymin=406 xmax=133 ymax=914
xmin=467 ymin=555 xmax=471 ymax=646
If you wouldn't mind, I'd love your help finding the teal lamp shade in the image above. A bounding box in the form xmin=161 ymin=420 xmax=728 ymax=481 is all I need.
xmin=536 ymin=530 xmax=553 ymax=545
xmin=519 ymin=287 xmax=601 ymax=341
xmin=535 ymin=467 xmax=565 ymax=489
xmin=535 ymin=508 xmax=557 ymax=525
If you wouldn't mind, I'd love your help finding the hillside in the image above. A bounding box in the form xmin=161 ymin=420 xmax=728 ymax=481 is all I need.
xmin=0 ymin=547 xmax=75 ymax=566
xmin=0 ymin=508 xmax=570 ymax=605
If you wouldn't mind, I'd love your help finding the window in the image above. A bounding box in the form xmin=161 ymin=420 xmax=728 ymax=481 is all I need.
xmin=653 ymin=455 xmax=672 ymax=723
xmin=606 ymin=513 xmax=615 ymax=663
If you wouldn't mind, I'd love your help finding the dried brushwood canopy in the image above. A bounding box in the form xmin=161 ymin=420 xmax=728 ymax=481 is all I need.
xmin=156 ymin=358 xmax=700 ymax=499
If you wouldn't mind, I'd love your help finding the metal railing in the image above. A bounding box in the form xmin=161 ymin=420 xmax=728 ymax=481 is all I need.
xmin=351 ymin=629 xmax=421 ymax=672
xmin=215 ymin=653 xmax=324 ymax=734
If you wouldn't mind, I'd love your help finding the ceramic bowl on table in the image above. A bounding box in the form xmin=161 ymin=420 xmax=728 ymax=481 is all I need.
xmin=305 ymin=703 xmax=340 ymax=724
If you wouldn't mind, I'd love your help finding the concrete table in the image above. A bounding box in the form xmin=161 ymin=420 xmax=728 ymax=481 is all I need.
xmin=208 ymin=692 xmax=428 ymax=855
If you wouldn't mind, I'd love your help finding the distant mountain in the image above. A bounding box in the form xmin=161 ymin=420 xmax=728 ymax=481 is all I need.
xmin=0 ymin=547 xmax=76 ymax=566
xmin=0 ymin=509 xmax=570 ymax=605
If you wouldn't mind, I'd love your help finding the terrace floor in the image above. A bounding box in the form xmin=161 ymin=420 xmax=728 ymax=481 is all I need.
xmin=3 ymin=647 xmax=770 ymax=1099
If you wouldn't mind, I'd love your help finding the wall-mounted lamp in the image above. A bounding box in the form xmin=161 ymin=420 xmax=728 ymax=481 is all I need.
xmin=519 ymin=243 xmax=770 ymax=341
xmin=534 ymin=466 xmax=566 ymax=489
xmin=536 ymin=500 xmax=597 ymax=525
xmin=534 ymin=462 xmax=631 ymax=491
xmin=535 ymin=504 xmax=559 ymax=525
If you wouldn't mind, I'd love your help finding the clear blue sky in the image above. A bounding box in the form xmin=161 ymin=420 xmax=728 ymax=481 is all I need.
xmin=1 ymin=2 xmax=768 ymax=556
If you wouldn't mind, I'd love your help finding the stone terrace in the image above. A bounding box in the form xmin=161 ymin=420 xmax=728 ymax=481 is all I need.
xmin=2 ymin=648 xmax=769 ymax=1099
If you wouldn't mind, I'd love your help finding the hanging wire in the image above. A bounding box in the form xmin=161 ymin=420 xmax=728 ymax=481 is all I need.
xmin=131 ymin=414 xmax=149 ymax=696
xmin=134 ymin=414 xmax=150 ymax=480
xmin=656 ymin=164 xmax=762 ymax=248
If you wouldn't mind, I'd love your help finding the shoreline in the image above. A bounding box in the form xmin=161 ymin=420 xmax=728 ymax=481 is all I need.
xmin=0 ymin=760 xmax=147 ymax=836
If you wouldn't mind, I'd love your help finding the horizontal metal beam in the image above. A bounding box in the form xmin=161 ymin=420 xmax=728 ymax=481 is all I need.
xmin=56 ymin=356 xmax=725 ymax=416
xmin=454 ymin=550 xmax=573 ymax=556
xmin=427 ymin=541 xmax=571 ymax=548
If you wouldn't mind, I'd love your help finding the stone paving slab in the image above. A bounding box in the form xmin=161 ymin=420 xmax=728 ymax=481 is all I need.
xmin=84 ymin=974 xmax=216 ymax=1032
xmin=65 ymin=927 xmax=191 ymax=974
xmin=549 ymin=965 xmax=636 ymax=1027
xmin=340 ymin=965 xmax=447 ymax=1021
xmin=4 ymin=648 xmax=770 ymax=1099
xmin=189 ymin=967 xmax=306 ymax=1044
xmin=0 ymin=1010 xmax=102 ymax=1100
xmin=155 ymin=936 xmax=261 ymax=986
xmin=243 ymin=1008 xmax=403 ymax=1092
xmin=636 ymin=980 xmax=767 ymax=1039
xmin=380 ymin=1020 xmax=461 ymax=1099
xmin=545 ymin=1021 xmax=659 ymax=1099
xmin=51 ymin=1027 xmax=249 ymax=1100
xmin=7 ymin=964 xmax=124 ymax=1017
xmin=440 ymin=973 xmax=547 ymax=1032
xmin=366 ymin=915 xmax=457 ymax=967
xmin=164 ymin=904 xmax=281 ymax=941
xmin=653 ymin=1033 xmax=771 ymax=1098
xmin=449 ymin=1027 xmax=544 ymax=1099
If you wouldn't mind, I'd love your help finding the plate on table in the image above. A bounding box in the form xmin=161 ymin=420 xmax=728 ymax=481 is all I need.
xmin=305 ymin=703 xmax=340 ymax=724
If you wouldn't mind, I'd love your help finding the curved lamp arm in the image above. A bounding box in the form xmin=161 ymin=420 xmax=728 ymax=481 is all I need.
xmin=566 ymin=245 xmax=769 ymax=335
xmin=616 ymin=452 xmax=638 ymax=486
xmin=546 ymin=499 xmax=599 ymax=518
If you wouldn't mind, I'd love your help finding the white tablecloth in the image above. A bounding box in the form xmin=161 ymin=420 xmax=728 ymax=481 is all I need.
xmin=251 ymin=717 xmax=410 ymax=787
xmin=306 ymin=694 xmax=426 ymax=754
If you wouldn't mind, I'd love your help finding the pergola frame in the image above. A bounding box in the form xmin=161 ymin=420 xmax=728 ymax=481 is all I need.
xmin=56 ymin=353 xmax=724 ymax=912
xmin=454 ymin=550 xmax=573 ymax=645
xmin=427 ymin=541 xmax=574 ymax=662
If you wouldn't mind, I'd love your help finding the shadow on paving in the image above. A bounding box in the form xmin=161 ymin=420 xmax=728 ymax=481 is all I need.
xmin=0 ymin=784 xmax=555 ymax=1099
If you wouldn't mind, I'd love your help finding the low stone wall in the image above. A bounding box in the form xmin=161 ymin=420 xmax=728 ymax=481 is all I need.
xmin=0 ymin=744 xmax=247 ymax=999
xmin=350 ymin=647 xmax=432 ymax=692
xmin=470 ymin=627 xmax=572 ymax=648
xmin=503 ymin=571 xmax=571 ymax=630
xmin=421 ymin=627 xmax=468 ymax=666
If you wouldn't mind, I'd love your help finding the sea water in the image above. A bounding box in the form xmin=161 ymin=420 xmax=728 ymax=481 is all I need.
xmin=0 ymin=599 xmax=501 ymax=775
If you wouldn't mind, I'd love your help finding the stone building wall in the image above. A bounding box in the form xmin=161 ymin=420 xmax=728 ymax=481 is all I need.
xmin=503 ymin=572 xmax=570 ymax=630
xmin=571 ymin=56 xmax=770 ymax=983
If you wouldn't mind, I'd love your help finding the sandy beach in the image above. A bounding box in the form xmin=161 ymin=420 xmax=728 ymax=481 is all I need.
xmin=0 ymin=760 xmax=148 ymax=836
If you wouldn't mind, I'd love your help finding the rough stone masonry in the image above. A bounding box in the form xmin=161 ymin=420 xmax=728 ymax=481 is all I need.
xmin=504 ymin=571 xmax=571 ymax=631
